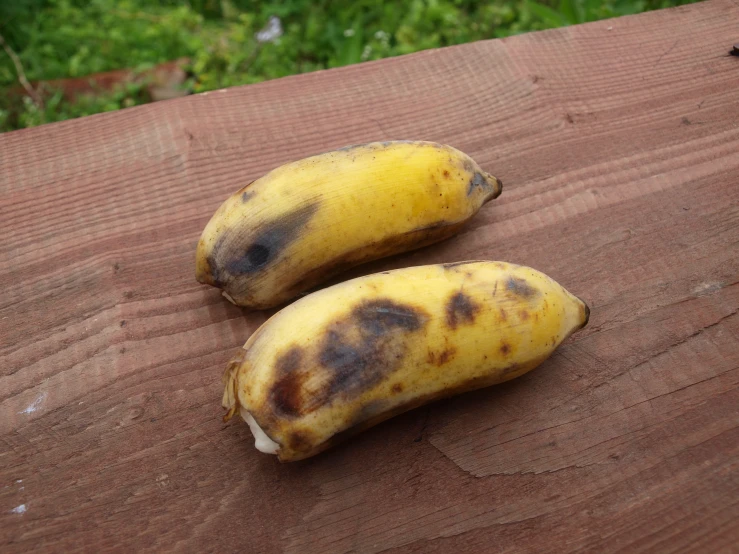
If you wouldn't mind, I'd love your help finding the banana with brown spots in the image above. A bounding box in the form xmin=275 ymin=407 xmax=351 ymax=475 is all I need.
xmin=222 ymin=261 xmax=589 ymax=462
xmin=196 ymin=141 xmax=502 ymax=309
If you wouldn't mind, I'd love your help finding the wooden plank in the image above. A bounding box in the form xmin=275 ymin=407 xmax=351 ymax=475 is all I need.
xmin=2 ymin=1 xmax=738 ymax=551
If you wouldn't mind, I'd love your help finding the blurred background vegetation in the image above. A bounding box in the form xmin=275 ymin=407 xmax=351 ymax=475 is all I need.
xmin=0 ymin=0 xmax=697 ymax=132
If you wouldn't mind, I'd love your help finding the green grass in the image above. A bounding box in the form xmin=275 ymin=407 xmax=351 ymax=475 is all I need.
xmin=0 ymin=0 xmax=698 ymax=132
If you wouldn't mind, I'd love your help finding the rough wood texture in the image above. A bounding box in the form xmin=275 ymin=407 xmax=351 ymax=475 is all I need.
xmin=2 ymin=1 xmax=738 ymax=552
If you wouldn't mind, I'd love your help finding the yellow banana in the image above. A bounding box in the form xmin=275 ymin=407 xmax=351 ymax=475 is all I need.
xmin=196 ymin=141 xmax=502 ymax=309
xmin=222 ymin=261 xmax=589 ymax=462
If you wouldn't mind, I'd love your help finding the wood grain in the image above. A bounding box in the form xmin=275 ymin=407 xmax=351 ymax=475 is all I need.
xmin=2 ymin=1 xmax=739 ymax=552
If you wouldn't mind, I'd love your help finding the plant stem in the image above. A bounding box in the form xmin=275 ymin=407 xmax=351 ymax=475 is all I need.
xmin=0 ymin=31 xmax=44 ymax=109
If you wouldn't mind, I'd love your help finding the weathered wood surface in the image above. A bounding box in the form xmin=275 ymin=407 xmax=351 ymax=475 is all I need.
xmin=2 ymin=1 xmax=738 ymax=552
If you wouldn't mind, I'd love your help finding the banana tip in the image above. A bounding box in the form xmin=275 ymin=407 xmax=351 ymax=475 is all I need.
xmin=484 ymin=173 xmax=502 ymax=199
xmin=195 ymin=255 xmax=216 ymax=286
xmin=581 ymin=300 xmax=590 ymax=328
xmin=493 ymin=176 xmax=503 ymax=198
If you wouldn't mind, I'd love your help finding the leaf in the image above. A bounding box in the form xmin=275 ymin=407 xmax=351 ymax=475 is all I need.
xmin=583 ymin=0 xmax=604 ymax=20
xmin=612 ymin=0 xmax=647 ymax=15
xmin=526 ymin=1 xmax=571 ymax=27
xmin=558 ymin=0 xmax=579 ymax=22
xmin=337 ymin=15 xmax=364 ymax=66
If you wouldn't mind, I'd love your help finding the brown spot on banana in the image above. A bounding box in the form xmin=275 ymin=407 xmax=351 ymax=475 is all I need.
xmin=446 ymin=292 xmax=481 ymax=329
xmin=506 ymin=276 xmax=539 ymax=299
xmin=267 ymin=299 xmax=430 ymax=421
xmin=225 ymin=203 xmax=320 ymax=277
xmin=270 ymin=347 xmax=311 ymax=418
xmin=200 ymin=202 xmax=319 ymax=290
xmin=427 ymin=347 xmax=457 ymax=366
xmin=318 ymin=299 xmax=429 ymax=400
xmin=286 ymin=431 xmax=314 ymax=452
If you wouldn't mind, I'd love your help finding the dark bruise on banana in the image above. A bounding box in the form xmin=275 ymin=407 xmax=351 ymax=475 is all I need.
xmin=203 ymin=203 xmax=320 ymax=290
xmin=196 ymin=141 xmax=503 ymax=309
xmin=222 ymin=261 xmax=590 ymax=462
xmin=271 ymin=299 xmax=429 ymax=420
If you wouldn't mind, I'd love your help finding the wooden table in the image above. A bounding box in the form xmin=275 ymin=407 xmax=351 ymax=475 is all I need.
xmin=2 ymin=1 xmax=738 ymax=551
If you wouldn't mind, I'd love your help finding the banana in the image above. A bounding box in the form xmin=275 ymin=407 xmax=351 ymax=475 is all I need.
xmin=222 ymin=261 xmax=589 ymax=462
xmin=196 ymin=141 xmax=502 ymax=309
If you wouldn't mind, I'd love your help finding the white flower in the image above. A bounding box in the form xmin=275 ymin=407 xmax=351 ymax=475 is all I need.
xmin=373 ymin=30 xmax=390 ymax=48
xmin=256 ymin=16 xmax=283 ymax=43
xmin=361 ymin=44 xmax=373 ymax=61
xmin=344 ymin=29 xmax=355 ymax=37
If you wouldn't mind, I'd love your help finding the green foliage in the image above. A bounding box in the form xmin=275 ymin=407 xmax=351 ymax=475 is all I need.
xmin=1 ymin=1 xmax=202 ymax=84
xmin=0 ymin=0 xmax=698 ymax=132
xmin=525 ymin=0 xmax=648 ymax=25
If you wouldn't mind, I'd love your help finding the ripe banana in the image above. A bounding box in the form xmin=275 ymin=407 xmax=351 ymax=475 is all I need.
xmin=196 ymin=141 xmax=502 ymax=309
xmin=222 ymin=261 xmax=589 ymax=462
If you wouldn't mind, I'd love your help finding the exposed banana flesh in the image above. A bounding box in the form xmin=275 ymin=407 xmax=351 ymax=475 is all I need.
xmin=222 ymin=261 xmax=589 ymax=462
xmin=196 ymin=141 xmax=502 ymax=309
